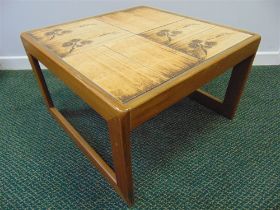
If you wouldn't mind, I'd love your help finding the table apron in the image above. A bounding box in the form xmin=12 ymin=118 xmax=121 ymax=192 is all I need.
xmin=129 ymin=39 xmax=260 ymax=129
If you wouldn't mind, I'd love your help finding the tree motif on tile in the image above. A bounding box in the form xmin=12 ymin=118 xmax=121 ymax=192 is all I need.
xmin=156 ymin=29 xmax=182 ymax=44
xmin=45 ymin=29 xmax=72 ymax=40
xmin=62 ymin=39 xmax=92 ymax=55
xmin=184 ymin=33 xmax=232 ymax=60
xmin=185 ymin=39 xmax=217 ymax=60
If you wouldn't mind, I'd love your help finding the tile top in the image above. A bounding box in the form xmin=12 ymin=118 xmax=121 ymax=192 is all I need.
xmin=28 ymin=6 xmax=252 ymax=103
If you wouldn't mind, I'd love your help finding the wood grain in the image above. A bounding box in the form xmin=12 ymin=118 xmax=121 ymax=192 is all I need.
xmin=63 ymin=36 xmax=198 ymax=102
xmin=96 ymin=7 xmax=184 ymax=33
xmin=27 ymin=6 xmax=252 ymax=104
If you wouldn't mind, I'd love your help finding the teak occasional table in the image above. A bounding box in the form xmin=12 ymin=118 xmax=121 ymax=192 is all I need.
xmin=21 ymin=6 xmax=260 ymax=206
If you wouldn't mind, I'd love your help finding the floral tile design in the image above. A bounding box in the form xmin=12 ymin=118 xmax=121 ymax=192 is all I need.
xmin=44 ymin=29 xmax=72 ymax=40
xmin=141 ymin=24 xmax=233 ymax=60
xmin=61 ymin=39 xmax=92 ymax=56
xmin=181 ymin=33 xmax=232 ymax=60
xmin=156 ymin=29 xmax=182 ymax=44
xmin=184 ymin=39 xmax=217 ymax=59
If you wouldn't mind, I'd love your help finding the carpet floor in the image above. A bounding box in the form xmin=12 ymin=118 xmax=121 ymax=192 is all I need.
xmin=0 ymin=66 xmax=279 ymax=209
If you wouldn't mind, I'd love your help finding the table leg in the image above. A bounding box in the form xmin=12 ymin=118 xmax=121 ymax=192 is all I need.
xmin=26 ymin=53 xmax=134 ymax=205
xmin=27 ymin=54 xmax=54 ymax=108
xmin=108 ymin=114 xmax=134 ymax=206
xmin=189 ymin=54 xmax=255 ymax=119
xmin=222 ymin=54 xmax=255 ymax=119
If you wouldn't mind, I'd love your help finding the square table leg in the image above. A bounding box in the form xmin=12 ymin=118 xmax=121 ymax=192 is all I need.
xmin=108 ymin=114 xmax=134 ymax=206
xmin=27 ymin=53 xmax=54 ymax=109
xmin=26 ymin=53 xmax=134 ymax=206
xmin=222 ymin=54 xmax=255 ymax=119
xmin=189 ymin=54 xmax=255 ymax=119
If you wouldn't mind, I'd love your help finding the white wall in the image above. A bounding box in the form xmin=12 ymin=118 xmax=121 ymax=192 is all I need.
xmin=0 ymin=0 xmax=279 ymax=69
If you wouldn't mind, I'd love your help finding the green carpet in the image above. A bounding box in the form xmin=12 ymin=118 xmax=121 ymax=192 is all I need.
xmin=0 ymin=66 xmax=279 ymax=209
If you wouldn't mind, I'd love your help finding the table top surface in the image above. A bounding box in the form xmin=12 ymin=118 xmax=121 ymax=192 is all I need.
xmin=26 ymin=6 xmax=255 ymax=105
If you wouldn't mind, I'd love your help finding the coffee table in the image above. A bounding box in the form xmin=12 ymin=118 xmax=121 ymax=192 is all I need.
xmin=21 ymin=6 xmax=260 ymax=206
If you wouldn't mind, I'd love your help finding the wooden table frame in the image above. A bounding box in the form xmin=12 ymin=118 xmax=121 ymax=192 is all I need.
xmin=21 ymin=6 xmax=260 ymax=206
